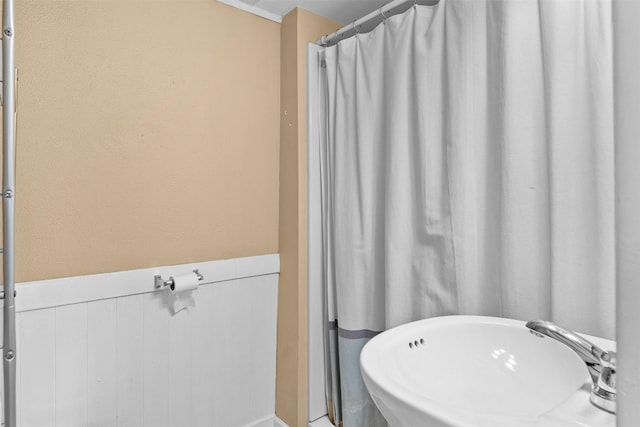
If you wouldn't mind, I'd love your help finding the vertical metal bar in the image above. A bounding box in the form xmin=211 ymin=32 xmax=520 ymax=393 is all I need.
xmin=2 ymin=0 xmax=16 ymax=423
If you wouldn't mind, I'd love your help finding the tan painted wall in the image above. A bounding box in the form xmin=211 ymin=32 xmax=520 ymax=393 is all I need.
xmin=277 ymin=8 xmax=340 ymax=427
xmin=13 ymin=0 xmax=280 ymax=282
xmin=15 ymin=1 xmax=338 ymax=423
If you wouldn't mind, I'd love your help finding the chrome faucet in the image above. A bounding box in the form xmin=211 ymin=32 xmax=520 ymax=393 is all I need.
xmin=526 ymin=320 xmax=616 ymax=414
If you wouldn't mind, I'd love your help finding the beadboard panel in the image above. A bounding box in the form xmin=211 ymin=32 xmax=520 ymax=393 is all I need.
xmin=87 ymin=299 xmax=118 ymax=427
xmin=55 ymin=304 xmax=89 ymax=427
xmin=116 ymin=295 xmax=145 ymax=427
xmin=9 ymin=256 xmax=279 ymax=427
xmin=20 ymin=309 xmax=55 ymax=427
xmin=142 ymin=293 xmax=170 ymax=427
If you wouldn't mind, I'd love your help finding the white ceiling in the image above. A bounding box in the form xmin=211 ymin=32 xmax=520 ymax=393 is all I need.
xmin=219 ymin=0 xmax=391 ymax=25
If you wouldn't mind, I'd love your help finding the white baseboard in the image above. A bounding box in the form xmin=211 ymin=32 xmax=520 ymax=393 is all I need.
xmin=14 ymin=254 xmax=279 ymax=312
xmin=309 ymin=415 xmax=334 ymax=427
xmin=246 ymin=415 xmax=289 ymax=427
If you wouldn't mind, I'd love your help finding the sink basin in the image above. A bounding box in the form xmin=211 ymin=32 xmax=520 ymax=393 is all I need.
xmin=360 ymin=315 xmax=616 ymax=427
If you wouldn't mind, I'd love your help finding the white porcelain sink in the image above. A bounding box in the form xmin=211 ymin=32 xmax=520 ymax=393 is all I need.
xmin=360 ymin=315 xmax=616 ymax=427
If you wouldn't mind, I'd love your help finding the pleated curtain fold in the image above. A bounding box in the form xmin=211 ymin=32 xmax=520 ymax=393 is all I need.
xmin=318 ymin=1 xmax=614 ymax=425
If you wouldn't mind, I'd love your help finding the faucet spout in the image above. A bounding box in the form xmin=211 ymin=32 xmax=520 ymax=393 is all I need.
xmin=525 ymin=320 xmax=606 ymax=384
xmin=525 ymin=320 xmax=616 ymax=414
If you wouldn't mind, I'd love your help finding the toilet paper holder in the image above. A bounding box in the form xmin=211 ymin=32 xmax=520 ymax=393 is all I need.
xmin=154 ymin=269 xmax=204 ymax=291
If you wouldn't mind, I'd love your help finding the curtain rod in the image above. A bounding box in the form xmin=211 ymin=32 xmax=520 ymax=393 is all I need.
xmin=317 ymin=0 xmax=440 ymax=47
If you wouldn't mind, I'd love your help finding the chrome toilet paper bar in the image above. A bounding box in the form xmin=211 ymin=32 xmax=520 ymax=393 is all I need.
xmin=154 ymin=269 xmax=204 ymax=290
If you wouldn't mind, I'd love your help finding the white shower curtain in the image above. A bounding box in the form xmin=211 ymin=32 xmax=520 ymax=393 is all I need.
xmin=318 ymin=0 xmax=614 ymax=425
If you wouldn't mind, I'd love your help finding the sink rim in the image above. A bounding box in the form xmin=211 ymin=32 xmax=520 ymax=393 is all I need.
xmin=360 ymin=315 xmax=616 ymax=427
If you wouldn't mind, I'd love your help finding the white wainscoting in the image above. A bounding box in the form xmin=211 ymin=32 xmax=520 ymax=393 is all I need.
xmin=1 ymin=255 xmax=281 ymax=427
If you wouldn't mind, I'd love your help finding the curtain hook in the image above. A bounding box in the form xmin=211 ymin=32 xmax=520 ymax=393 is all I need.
xmin=413 ymin=0 xmax=418 ymax=9
xmin=380 ymin=7 xmax=388 ymax=24
xmin=352 ymin=20 xmax=360 ymax=36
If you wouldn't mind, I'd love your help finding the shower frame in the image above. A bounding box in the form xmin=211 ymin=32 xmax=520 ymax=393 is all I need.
xmin=1 ymin=0 xmax=17 ymax=424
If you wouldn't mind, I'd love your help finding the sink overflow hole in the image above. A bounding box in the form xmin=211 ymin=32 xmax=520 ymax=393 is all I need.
xmin=408 ymin=338 xmax=425 ymax=349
